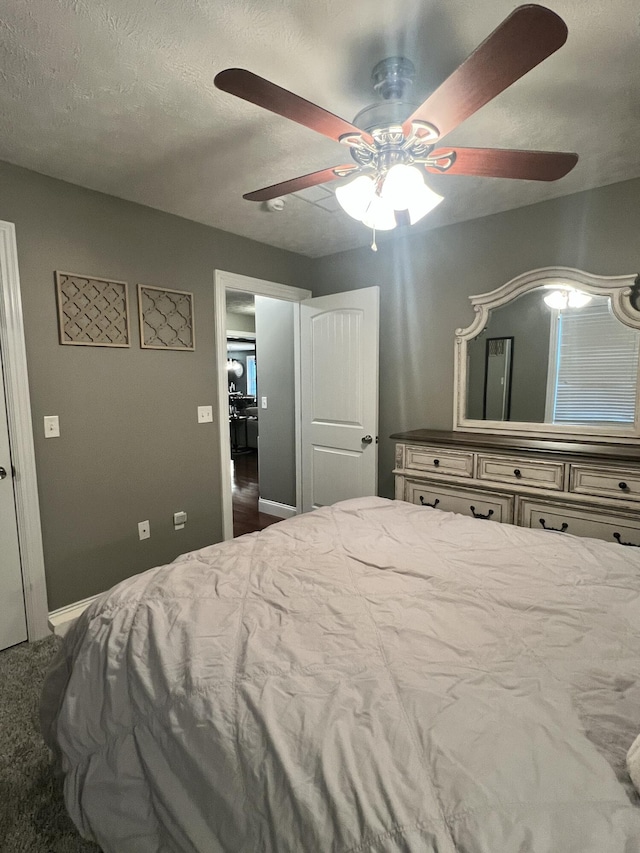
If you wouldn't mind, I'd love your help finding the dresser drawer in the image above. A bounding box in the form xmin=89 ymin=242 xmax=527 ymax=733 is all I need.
xmin=477 ymin=454 xmax=564 ymax=491
xmin=404 ymin=445 xmax=473 ymax=478
xmin=569 ymin=464 xmax=640 ymax=503
xmin=519 ymin=497 xmax=640 ymax=546
xmin=405 ymin=480 xmax=514 ymax=523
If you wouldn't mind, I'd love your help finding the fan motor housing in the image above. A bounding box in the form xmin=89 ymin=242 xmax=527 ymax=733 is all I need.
xmin=372 ymin=56 xmax=415 ymax=100
xmin=353 ymin=100 xmax=417 ymax=133
xmin=354 ymin=56 xmax=418 ymax=132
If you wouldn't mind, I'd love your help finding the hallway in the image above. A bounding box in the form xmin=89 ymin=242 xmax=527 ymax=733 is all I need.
xmin=231 ymin=450 xmax=280 ymax=537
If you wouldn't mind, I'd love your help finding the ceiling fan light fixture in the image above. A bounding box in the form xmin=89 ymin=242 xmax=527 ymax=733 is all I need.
xmin=335 ymin=175 xmax=376 ymax=221
xmin=380 ymin=164 xmax=421 ymax=209
xmin=568 ymin=290 xmax=592 ymax=308
xmin=217 ymin=5 xmax=579 ymax=254
xmin=543 ymin=288 xmax=592 ymax=310
xmin=406 ymin=182 xmax=444 ymax=224
xmin=381 ymin=165 xmax=444 ymax=224
xmin=361 ymin=193 xmax=397 ymax=231
xmin=544 ymin=290 xmax=569 ymax=310
xmin=335 ymin=174 xmax=396 ymax=230
xmin=337 ymin=164 xmax=443 ymax=234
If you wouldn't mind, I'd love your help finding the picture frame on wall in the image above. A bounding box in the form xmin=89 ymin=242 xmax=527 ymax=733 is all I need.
xmin=55 ymin=271 xmax=131 ymax=347
xmin=137 ymin=284 xmax=195 ymax=351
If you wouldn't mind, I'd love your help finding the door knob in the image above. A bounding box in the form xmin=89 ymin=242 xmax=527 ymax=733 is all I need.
xmin=362 ymin=435 xmax=373 ymax=444
xmin=0 ymin=466 xmax=7 ymax=480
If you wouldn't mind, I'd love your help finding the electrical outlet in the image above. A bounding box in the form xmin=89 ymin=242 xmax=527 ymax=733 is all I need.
xmin=197 ymin=405 xmax=213 ymax=423
xmin=44 ymin=415 xmax=60 ymax=438
xmin=138 ymin=520 xmax=150 ymax=540
xmin=173 ymin=510 xmax=187 ymax=530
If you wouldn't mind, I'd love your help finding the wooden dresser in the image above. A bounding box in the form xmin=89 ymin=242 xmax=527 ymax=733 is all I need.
xmin=392 ymin=429 xmax=640 ymax=546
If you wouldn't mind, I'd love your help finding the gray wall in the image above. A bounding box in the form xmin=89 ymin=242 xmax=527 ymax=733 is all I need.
xmin=1 ymin=159 xmax=312 ymax=609
xmin=226 ymin=310 xmax=255 ymax=334
xmin=311 ymin=177 xmax=640 ymax=499
xmin=7 ymin=154 xmax=640 ymax=609
xmin=254 ymin=296 xmax=296 ymax=508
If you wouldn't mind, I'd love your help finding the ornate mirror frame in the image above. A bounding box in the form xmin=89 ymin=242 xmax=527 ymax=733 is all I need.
xmin=454 ymin=266 xmax=640 ymax=440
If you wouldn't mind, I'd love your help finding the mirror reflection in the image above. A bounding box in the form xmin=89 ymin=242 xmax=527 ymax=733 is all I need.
xmin=466 ymin=287 xmax=640 ymax=425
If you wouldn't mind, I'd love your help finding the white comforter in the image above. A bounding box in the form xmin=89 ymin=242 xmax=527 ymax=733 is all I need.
xmin=41 ymin=497 xmax=640 ymax=852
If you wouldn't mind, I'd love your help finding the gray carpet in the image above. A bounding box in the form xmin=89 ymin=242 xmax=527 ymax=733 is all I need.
xmin=0 ymin=635 xmax=100 ymax=853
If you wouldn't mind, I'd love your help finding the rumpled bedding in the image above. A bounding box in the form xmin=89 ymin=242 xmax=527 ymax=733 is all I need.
xmin=41 ymin=497 xmax=640 ymax=852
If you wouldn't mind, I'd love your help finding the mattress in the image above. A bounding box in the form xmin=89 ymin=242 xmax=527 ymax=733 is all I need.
xmin=41 ymin=497 xmax=640 ymax=852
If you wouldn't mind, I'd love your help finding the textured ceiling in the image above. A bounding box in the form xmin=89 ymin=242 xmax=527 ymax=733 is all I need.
xmin=1 ymin=0 xmax=639 ymax=257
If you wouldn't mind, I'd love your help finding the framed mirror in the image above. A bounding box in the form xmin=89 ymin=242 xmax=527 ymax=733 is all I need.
xmin=454 ymin=267 xmax=640 ymax=440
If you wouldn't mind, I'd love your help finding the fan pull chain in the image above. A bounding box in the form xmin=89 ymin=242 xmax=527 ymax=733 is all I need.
xmin=371 ymin=227 xmax=377 ymax=252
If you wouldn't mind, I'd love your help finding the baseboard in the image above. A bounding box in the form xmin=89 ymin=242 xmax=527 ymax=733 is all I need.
xmin=48 ymin=593 xmax=100 ymax=637
xmin=258 ymin=498 xmax=297 ymax=520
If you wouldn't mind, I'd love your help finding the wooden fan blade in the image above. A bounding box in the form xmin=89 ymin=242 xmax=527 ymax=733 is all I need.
xmin=404 ymin=5 xmax=568 ymax=140
xmin=243 ymin=165 xmax=358 ymax=202
xmin=215 ymin=69 xmax=372 ymax=145
xmin=426 ymin=147 xmax=578 ymax=181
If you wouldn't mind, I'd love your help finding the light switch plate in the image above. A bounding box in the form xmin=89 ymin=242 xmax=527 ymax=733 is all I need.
xmin=197 ymin=405 xmax=213 ymax=423
xmin=261 ymin=396 xmax=268 ymax=409
xmin=44 ymin=415 xmax=60 ymax=438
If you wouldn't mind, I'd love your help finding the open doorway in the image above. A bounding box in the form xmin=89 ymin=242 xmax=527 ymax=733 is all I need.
xmin=215 ymin=271 xmax=380 ymax=539
xmin=215 ymin=271 xmax=312 ymax=540
xmin=226 ymin=292 xmax=279 ymax=537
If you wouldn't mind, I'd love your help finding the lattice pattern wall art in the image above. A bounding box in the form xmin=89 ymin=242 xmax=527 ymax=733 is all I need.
xmin=55 ymin=272 xmax=131 ymax=347
xmin=138 ymin=285 xmax=195 ymax=351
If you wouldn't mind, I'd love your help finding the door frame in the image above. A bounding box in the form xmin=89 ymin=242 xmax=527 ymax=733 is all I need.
xmin=0 ymin=221 xmax=49 ymax=640
xmin=214 ymin=270 xmax=311 ymax=540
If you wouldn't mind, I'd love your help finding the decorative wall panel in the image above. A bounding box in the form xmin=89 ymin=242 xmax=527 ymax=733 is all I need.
xmin=55 ymin=272 xmax=130 ymax=347
xmin=138 ymin=285 xmax=195 ymax=351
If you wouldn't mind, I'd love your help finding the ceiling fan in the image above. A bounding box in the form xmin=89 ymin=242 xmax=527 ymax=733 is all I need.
xmin=214 ymin=4 xmax=578 ymax=245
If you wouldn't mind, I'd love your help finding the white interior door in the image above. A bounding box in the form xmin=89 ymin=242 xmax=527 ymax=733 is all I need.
xmin=300 ymin=287 xmax=379 ymax=512
xmin=0 ymin=350 xmax=27 ymax=650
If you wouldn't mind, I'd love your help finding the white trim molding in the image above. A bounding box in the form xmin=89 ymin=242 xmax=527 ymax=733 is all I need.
xmin=214 ymin=270 xmax=311 ymax=541
xmin=48 ymin=594 xmax=100 ymax=637
xmin=258 ymin=498 xmax=297 ymax=520
xmin=0 ymin=221 xmax=49 ymax=640
xmin=453 ymin=266 xmax=640 ymax=441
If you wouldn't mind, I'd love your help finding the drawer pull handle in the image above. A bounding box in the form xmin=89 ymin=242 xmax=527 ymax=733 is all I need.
xmin=433 ymin=459 xmax=440 ymax=467
xmin=470 ymin=505 xmax=494 ymax=520
xmin=619 ymin=482 xmax=629 ymax=491
xmin=539 ymin=518 xmax=568 ymax=533
xmin=613 ymin=532 xmax=640 ymax=547
xmin=419 ymin=496 xmax=440 ymax=509
xmin=513 ymin=468 xmax=522 ymax=478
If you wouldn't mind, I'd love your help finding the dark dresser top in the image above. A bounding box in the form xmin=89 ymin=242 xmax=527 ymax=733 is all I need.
xmin=390 ymin=428 xmax=640 ymax=464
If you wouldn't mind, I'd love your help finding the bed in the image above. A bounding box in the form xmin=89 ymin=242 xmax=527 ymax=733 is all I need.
xmin=41 ymin=496 xmax=640 ymax=852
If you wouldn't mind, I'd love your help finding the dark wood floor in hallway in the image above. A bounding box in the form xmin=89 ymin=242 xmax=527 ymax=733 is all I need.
xmin=231 ymin=450 xmax=280 ymax=537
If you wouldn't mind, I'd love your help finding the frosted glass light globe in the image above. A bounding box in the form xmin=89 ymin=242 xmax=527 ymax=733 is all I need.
xmin=543 ymin=290 xmax=569 ymax=310
xmin=361 ymin=193 xmax=397 ymax=231
xmin=335 ymin=175 xmax=376 ymax=221
xmin=381 ymin=164 xmax=423 ymax=209
xmin=382 ymin=164 xmax=444 ymax=223
xmin=567 ymin=290 xmax=592 ymax=308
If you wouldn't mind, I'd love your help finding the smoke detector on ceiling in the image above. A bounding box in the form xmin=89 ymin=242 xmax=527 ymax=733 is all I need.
xmin=265 ymin=197 xmax=286 ymax=212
